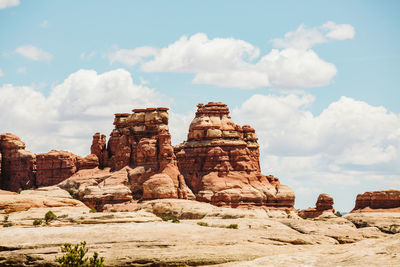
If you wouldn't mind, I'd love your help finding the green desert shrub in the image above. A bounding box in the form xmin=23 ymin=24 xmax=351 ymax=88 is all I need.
xmin=171 ymin=218 xmax=180 ymax=223
xmin=197 ymin=222 xmax=209 ymax=227
xmin=335 ymin=211 xmax=342 ymax=217
xmin=56 ymin=241 xmax=105 ymax=267
xmin=226 ymin=224 xmax=238 ymax=229
xmin=33 ymin=218 xmax=42 ymax=226
xmin=89 ymin=208 xmax=97 ymax=213
xmin=45 ymin=211 xmax=57 ymax=223
xmin=3 ymin=222 xmax=13 ymax=227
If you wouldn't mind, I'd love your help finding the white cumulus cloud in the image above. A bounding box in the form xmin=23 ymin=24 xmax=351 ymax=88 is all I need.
xmin=109 ymin=46 xmax=158 ymax=66
xmin=110 ymin=22 xmax=352 ymax=91
xmin=0 ymin=69 xmax=170 ymax=155
xmin=0 ymin=0 xmax=19 ymax=9
xmin=232 ymin=94 xmax=400 ymax=210
xmin=15 ymin=45 xmax=53 ymax=62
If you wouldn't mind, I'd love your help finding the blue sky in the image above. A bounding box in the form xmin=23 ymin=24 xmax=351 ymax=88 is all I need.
xmin=1 ymin=0 xmax=399 ymax=211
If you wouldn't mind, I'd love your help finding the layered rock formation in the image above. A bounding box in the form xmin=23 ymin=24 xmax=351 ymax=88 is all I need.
xmin=0 ymin=134 xmax=99 ymax=192
xmin=0 ymin=133 xmax=36 ymax=191
xmin=67 ymin=108 xmax=195 ymax=210
xmin=175 ymin=102 xmax=295 ymax=208
xmin=298 ymin=193 xmax=335 ymax=218
xmin=352 ymin=190 xmax=400 ymax=212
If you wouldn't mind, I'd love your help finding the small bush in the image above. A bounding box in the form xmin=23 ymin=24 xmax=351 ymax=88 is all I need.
xmin=197 ymin=222 xmax=209 ymax=227
xmin=17 ymin=188 xmax=22 ymax=194
xmin=56 ymin=241 xmax=105 ymax=267
xmin=3 ymin=222 xmax=13 ymax=227
xmin=163 ymin=215 xmax=175 ymax=221
xmin=67 ymin=188 xmax=77 ymax=198
xmin=226 ymin=224 xmax=238 ymax=229
xmin=33 ymin=219 xmax=42 ymax=226
xmin=45 ymin=211 xmax=57 ymax=223
xmin=110 ymin=209 xmax=117 ymax=213
xmin=171 ymin=218 xmax=180 ymax=223
xmin=90 ymin=208 xmax=97 ymax=213
xmin=3 ymin=215 xmax=9 ymax=222
xmin=335 ymin=211 xmax=342 ymax=217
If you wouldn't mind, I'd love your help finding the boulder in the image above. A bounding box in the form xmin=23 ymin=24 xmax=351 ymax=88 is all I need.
xmin=298 ymin=193 xmax=335 ymax=219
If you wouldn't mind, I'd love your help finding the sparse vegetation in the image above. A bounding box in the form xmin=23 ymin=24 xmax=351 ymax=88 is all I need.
xmin=197 ymin=222 xmax=209 ymax=227
xmin=226 ymin=224 xmax=238 ymax=229
xmin=17 ymin=188 xmax=22 ymax=194
xmin=45 ymin=211 xmax=57 ymax=223
xmin=33 ymin=218 xmax=43 ymax=226
xmin=3 ymin=215 xmax=9 ymax=222
xmin=335 ymin=211 xmax=342 ymax=217
xmin=67 ymin=188 xmax=78 ymax=199
xmin=171 ymin=218 xmax=180 ymax=223
xmin=110 ymin=209 xmax=117 ymax=213
xmin=3 ymin=222 xmax=13 ymax=227
xmin=90 ymin=208 xmax=97 ymax=213
xmin=56 ymin=241 xmax=105 ymax=267
xmin=162 ymin=215 xmax=175 ymax=221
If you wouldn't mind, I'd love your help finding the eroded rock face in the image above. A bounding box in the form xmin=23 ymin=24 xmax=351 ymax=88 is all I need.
xmin=0 ymin=133 xmax=36 ymax=191
xmin=87 ymin=108 xmax=195 ymax=204
xmin=36 ymin=150 xmax=78 ymax=187
xmin=352 ymin=190 xmax=400 ymax=212
xmin=175 ymin=102 xmax=295 ymax=208
xmin=298 ymin=193 xmax=335 ymax=219
xmin=0 ymin=133 xmax=99 ymax=192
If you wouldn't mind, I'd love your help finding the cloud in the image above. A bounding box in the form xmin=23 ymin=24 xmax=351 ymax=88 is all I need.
xmin=232 ymin=93 xmax=400 ymax=210
xmin=232 ymin=94 xmax=400 ymax=204
xmin=80 ymin=51 xmax=96 ymax=60
xmin=109 ymin=46 xmax=158 ymax=66
xmin=0 ymin=68 xmax=4 ymax=76
xmin=40 ymin=20 xmax=49 ymax=28
xmin=322 ymin=21 xmax=355 ymax=40
xmin=109 ymin=22 xmax=352 ymax=91
xmin=0 ymin=69 xmax=170 ymax=155
xmin=0 ymin=0 xmax=19 ymax=9
xmin=272 ymin=21 xmax=355 ymax=49
xmin=15 ymin=45 xmax=53 ymax=62
xmin=16 ymin=66 xmax=26 ymax=73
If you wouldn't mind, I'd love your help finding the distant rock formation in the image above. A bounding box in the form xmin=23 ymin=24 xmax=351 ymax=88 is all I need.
xmin=0 ymin=133 xmax=99 ymax=192
xmin=0 ymin=133 xmax=36 ymax=191
xmin=298 ymin=193 xmax=334 ymax=218
xmin=351 ymin=190 xmax=400 ymax=212
xmin=1 ymin=102 xmax=295 ymax=211
xmin=175 ymin=102 xmax=295 ymax=208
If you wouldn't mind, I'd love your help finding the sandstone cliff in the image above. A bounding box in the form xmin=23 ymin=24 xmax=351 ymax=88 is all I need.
xmin=352 ymin=190 xmax=400 ymax=212
xmin=175 ymin=102 xmax=295 ymax=208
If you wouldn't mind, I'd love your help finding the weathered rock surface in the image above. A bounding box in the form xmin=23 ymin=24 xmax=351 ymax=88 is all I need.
xmin=0 ymin=133 xmax=36 ymax=191
xmin=0 ymin=205 xmax=398 ymax=266
xmin=0 ymin=186 xmax=86 ymax=213
xmin=344 ymin=212 xmax=400 ymax=234
xmin=175 ymin=102 xmax=294 ymax=208
xmin=87 ymin=108 xmax=195 ymax=206
xmin=0 ymin=133 xmax=100 ymax=192
xmin=352 ymin=190 xmax=400 ymax=212
xmin=298 ymin=193 xmax=335 ymax=218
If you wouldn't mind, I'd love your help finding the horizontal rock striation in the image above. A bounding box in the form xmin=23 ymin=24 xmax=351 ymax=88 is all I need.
xmin=352 ymin=190 xmax=400 ymax=212
xmin=175 ymin=102 xmax=295 ymax=208
xmin=82 ymin=108 xmax=195 ymax=209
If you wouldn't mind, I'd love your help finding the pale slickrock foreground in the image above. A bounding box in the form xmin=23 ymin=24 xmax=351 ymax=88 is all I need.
xmin=1 ymin=198 xmax=399 ymax=266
